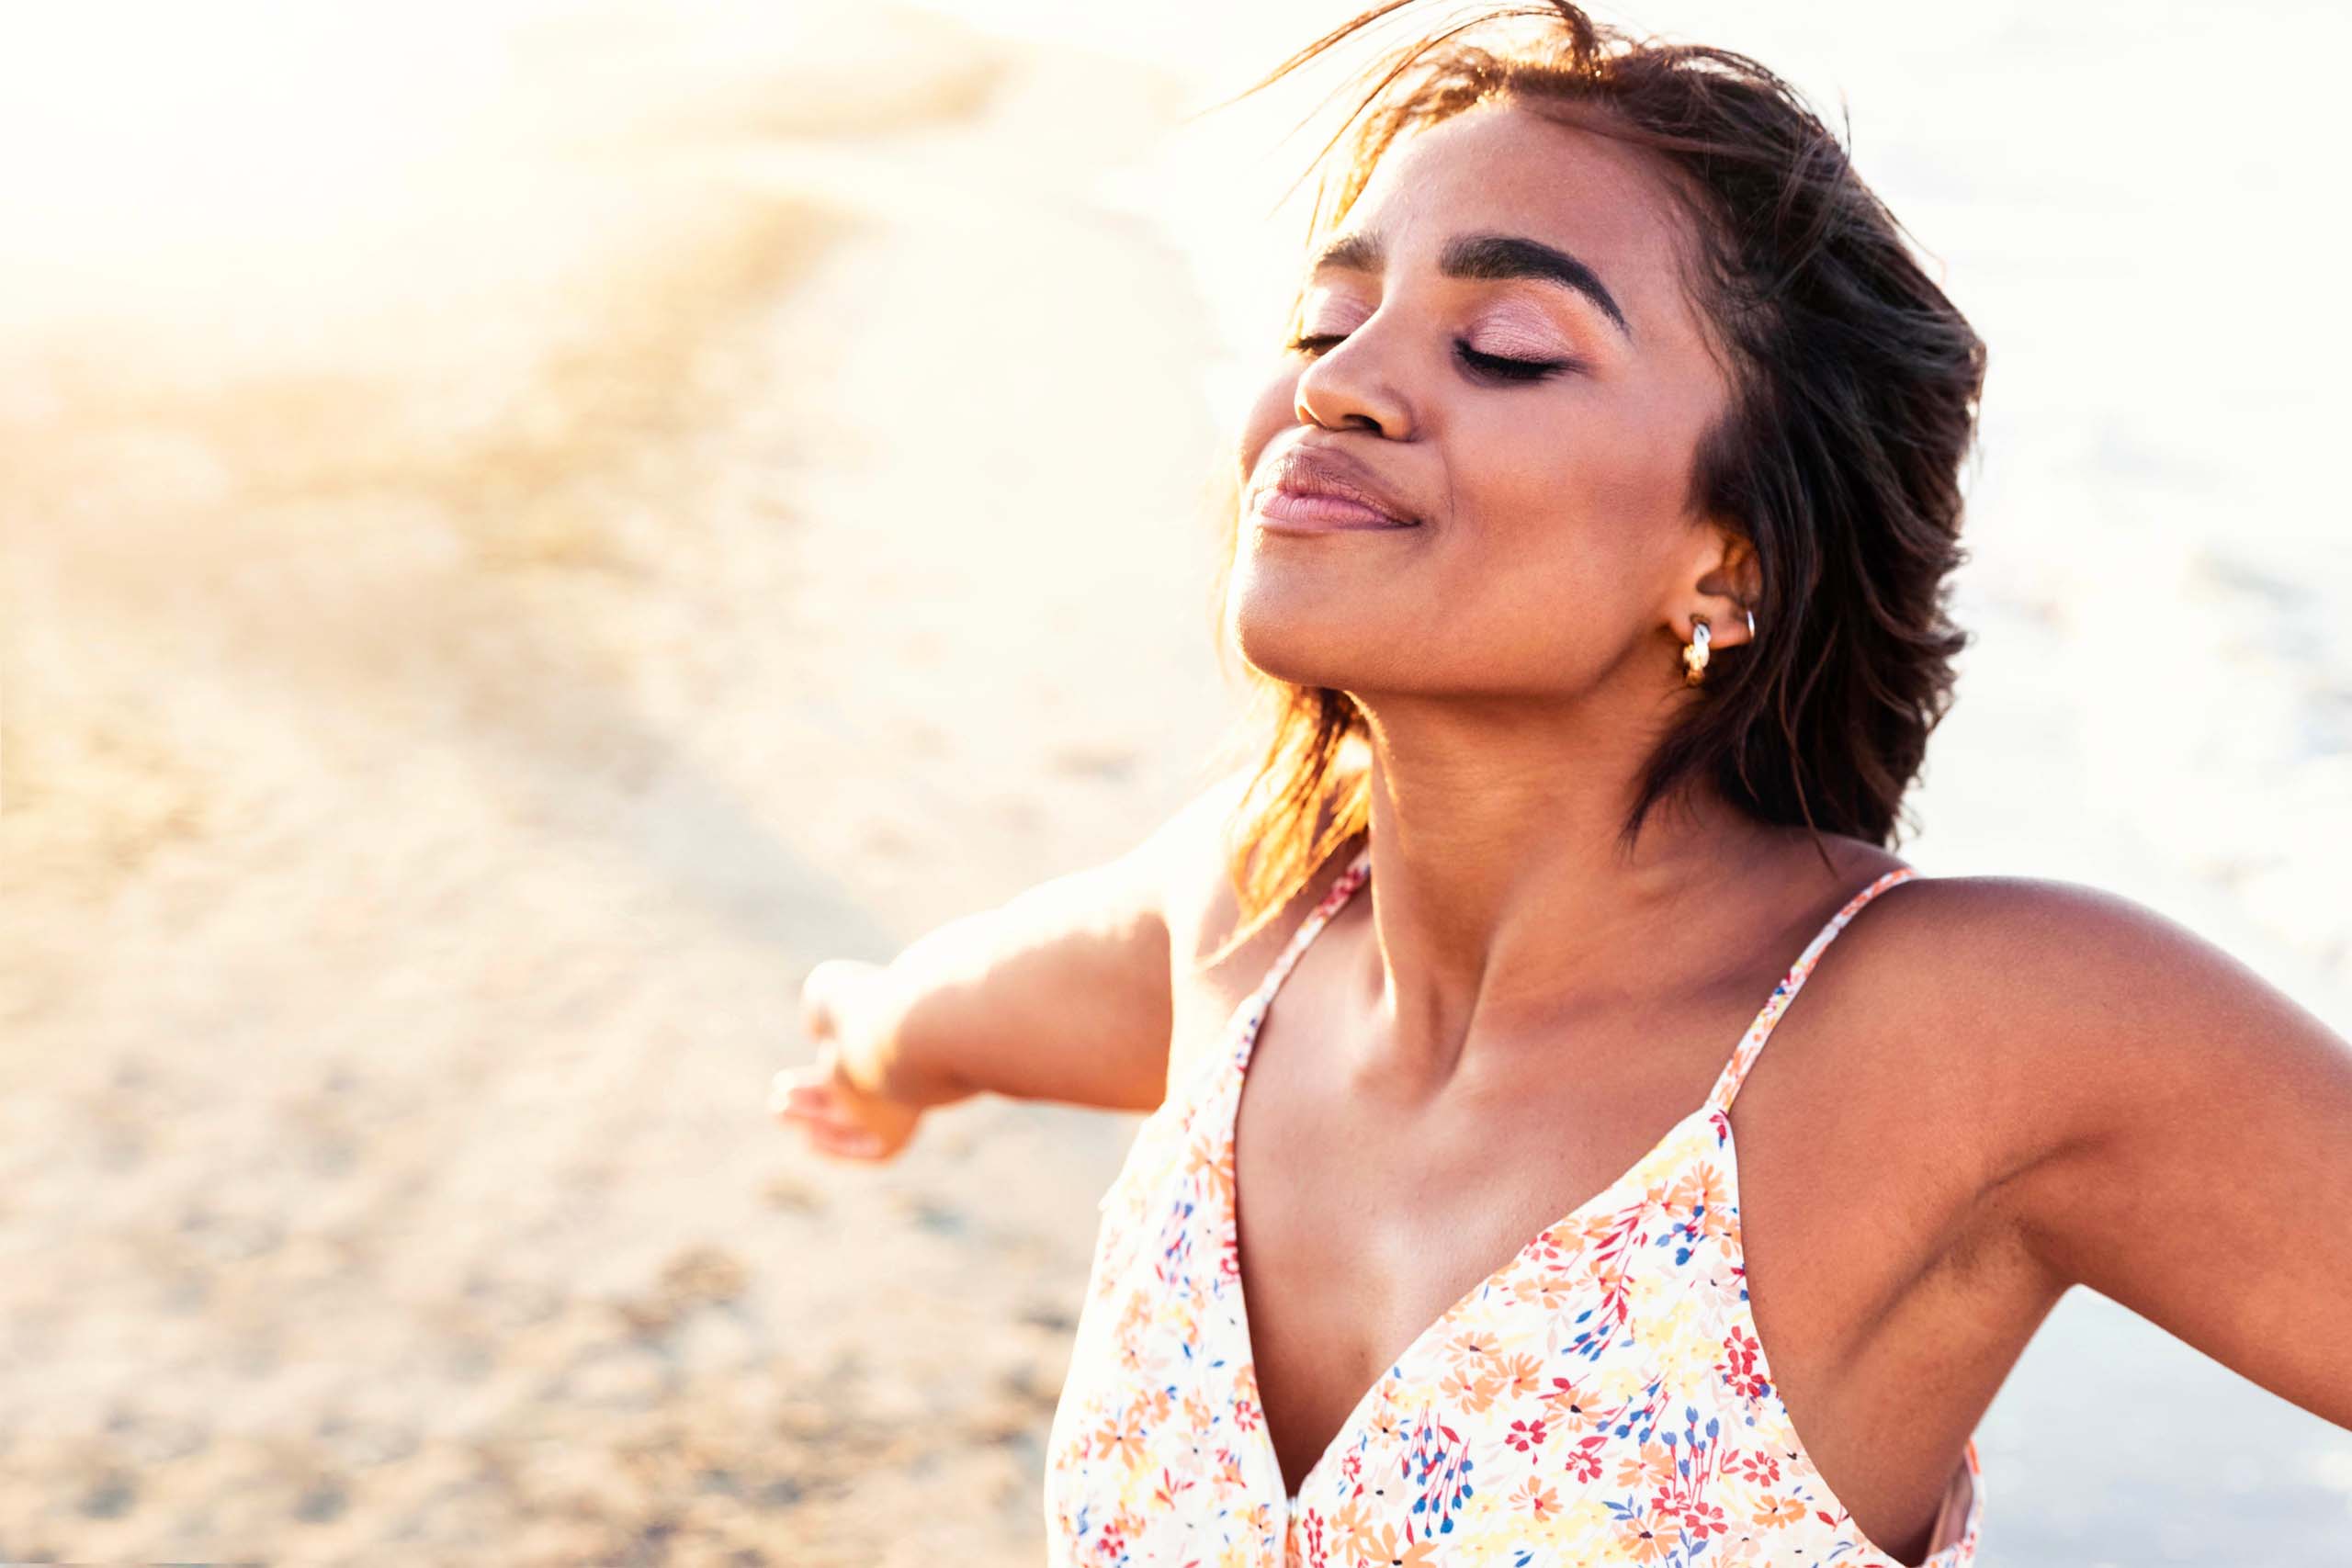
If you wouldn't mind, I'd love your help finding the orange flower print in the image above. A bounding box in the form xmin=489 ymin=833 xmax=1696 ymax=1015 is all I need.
xmin=1613 ymin=1506 xmax=1679 ymax=1564
xmin=1213 ymin=1448 xmax=1247 ymax=1489
xmin=1182 ymin=1126 xmax=1218 ymax=1183
xmin=1437 ymin=1362 xmax=1504 ymax=1413
xmin=1509 ymin=1271 xmax=1580 ymax=1313
xmin=1613 ymin=1439 xmax=1678 ymax=1491
xmin=1349 ymin=1521 xmax=1442 ymax=1567
xmin=1520 ymin=1225 xmax=1588 ymax=1269
xmin=1441 ymin=1327 xmax=1505 ymax=1373
xmin=1713 ymin=1526 xmax=1767 ymax=1564
xmin=1752 ymin=1493 xmax=1809 ymax=1528
xmin=1201 ymin=1140 xmax=1236 ymax=1213
xmin=1540 ymin=1375 xmax=1604 ymax=1434
xmin=1496 ymin=1351 xmax=1545 ymax=1399
xmin=1666 ymin=1161 xmax=1731 ymax=1238
xmin=1511 ymin=1475 xmax=1561 ymax=1519
xmin=1091 ymin=1411 xmax=1146 ymax=1470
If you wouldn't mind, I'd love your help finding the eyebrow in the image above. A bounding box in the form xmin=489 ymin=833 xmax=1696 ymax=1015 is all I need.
xmin=1309 ymin=228 xmax=1634 ymax=341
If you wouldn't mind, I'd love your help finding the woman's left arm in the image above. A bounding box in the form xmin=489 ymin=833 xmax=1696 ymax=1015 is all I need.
xmin=1987 ymin=880 xmax=2352 ymax=1428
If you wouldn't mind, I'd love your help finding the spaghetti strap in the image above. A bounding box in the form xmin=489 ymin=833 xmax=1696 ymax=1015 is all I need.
xmin=1704 ymin=864 xmax=1921 ymax=1115
xmin=1230 ymin=841 xmax=1373 ymax=1075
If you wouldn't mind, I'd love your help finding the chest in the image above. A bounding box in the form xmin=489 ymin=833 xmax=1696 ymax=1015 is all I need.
xmin=1172 ymin=922 xmax=2011 ymax=1561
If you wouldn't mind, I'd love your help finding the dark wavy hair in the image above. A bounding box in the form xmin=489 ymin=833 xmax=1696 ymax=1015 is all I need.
xmin=1198 ymin=0 xmax=1984 ymax=957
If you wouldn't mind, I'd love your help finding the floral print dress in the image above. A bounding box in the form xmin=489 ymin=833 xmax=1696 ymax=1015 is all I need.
xmin=1044 ymin=844 xmax=1985 ymax=1567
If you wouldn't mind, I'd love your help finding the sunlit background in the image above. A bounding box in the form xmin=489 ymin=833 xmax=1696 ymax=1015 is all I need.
xmin=3 ymin=0 xmax=2347 ymax=1562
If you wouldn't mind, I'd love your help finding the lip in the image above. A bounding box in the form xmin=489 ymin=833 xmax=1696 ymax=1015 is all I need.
xmin=1248 ymin=444 xmax=1420 ymax=532
xmin=1251 ymin=491 xmax=1419 ymax=532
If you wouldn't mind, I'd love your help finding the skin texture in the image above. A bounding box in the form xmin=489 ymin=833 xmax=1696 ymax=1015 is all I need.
xmin=1202 ymin=102 xmax=2352 ymax=1562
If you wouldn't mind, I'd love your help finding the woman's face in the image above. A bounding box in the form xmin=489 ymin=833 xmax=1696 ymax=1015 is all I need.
xmin=1229 ymin=102 xmax=1747 ymax=705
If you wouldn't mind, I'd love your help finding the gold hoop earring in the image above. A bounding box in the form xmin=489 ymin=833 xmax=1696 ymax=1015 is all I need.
xmin=1681 ymin=616 xmax=1712 ymax=686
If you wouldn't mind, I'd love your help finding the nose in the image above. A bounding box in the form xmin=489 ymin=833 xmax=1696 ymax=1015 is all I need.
xmin=1293 ymin=313 xmax=1415 ymax=439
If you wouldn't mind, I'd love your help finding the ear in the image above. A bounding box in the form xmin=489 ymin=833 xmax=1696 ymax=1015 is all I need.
xmin=1687 ymin=521 xmax=1760 ymax=649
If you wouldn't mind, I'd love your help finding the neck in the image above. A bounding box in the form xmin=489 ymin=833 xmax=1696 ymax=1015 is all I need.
xmin=1342 ymin=694 xmax=1817 ymax=1091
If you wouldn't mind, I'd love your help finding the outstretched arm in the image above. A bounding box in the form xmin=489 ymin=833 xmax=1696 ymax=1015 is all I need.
xmin=1992 ymin=881 xmax=2352 ymax=1429
xmin=798 ymin=767 xmax=1255 ymax=1122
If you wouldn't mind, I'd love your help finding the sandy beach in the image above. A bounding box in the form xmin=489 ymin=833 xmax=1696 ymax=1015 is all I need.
xmin=3 ymin=2 xmax=2347 ymax=1562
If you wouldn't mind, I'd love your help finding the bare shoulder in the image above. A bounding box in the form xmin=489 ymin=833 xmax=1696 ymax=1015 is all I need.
xmin=1859 ymin=871 xmax=2352 ymax=1422
xmin=1835 ymin=867 xmax=2348 ymax=1194
xmin=1866 ymin=870 xmax=2324 ymax=1059
xmin=1156 ymin=760 xmax=1369 ymax=1100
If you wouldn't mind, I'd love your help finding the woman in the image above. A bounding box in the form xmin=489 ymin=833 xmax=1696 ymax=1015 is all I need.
xmin=772 ymin=4 xmax=2352 ymax=1563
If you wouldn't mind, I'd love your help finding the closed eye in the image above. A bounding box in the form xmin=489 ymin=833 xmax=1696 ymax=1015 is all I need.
xmin=1284 ymin=332 xmax=1575 ymax=383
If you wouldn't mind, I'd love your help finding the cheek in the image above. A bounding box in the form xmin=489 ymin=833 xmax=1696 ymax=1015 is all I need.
xmin=1451 ymin=391 xmax=1697 ymax=563
xmin=1422 ymin=409 xmax=1694 ymax=654
xmin=1235 ymin=373 xmax=1304 ymax=481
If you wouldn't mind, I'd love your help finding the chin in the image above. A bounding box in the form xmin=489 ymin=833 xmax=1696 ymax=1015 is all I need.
xmin=1227 ymin=596 xmax=1381 ymax=694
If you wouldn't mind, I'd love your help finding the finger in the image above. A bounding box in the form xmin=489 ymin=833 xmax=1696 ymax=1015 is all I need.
xmin=775 ymin=1100 xmax=865 ymax=1140
xmin=768 ymin=1070 xmax=839 ymax=1114
xmin=774 ymin=1091 xmax=865 ymax=1138
xmin=806 ymin=1121 xmax=888 ymax=1160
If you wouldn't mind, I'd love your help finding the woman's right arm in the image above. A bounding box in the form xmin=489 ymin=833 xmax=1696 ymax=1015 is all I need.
xmin=772 ymin=771 xmax=1250 ymax=1158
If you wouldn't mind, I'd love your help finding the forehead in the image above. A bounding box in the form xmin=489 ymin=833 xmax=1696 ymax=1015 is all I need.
xmin=1334 ymin=102 xmax=1705 ymax=334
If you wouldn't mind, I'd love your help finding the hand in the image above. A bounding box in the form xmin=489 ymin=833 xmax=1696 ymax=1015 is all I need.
xmin=769 ymin=958 xmax=927 ymax=1163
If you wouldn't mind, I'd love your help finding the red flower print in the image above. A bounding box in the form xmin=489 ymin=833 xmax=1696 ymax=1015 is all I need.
xmin=1523 ymin=1227 xmax=1579 ymax=1267
xmin=1505 ymin=1417 xmax=1547 ymax=1454
xmin=1561 ymin=1434 xmax=1606 ymax=1483
xmin=1716 ymin=1325 xmax=1769 ymax=1401
xmin=1681 ymin=1498 xmax=1729 ymax=1540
